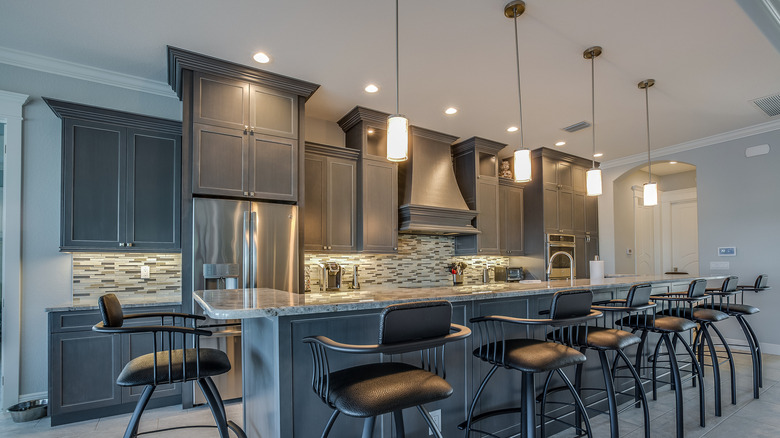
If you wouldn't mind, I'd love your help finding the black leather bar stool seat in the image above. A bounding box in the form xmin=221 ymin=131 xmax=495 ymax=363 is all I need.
xmin=326 ymin=362 xmax=453 ymax=417
xmin=618 ymin=314 xmax=696 ymax=332
xmin=92 ymin=294 xmax=245 ymax=438
xmin=658 ymin=307 xmax=730 ymax=321
xmin=303 ymin=300 xmax=471 ymax=438
xmin=703 ymin=302 xmax=759 ymax=315
xmin=473 ymin=338 xmax=586 ymax=372
xmin=562 ymin=325 xmax=642 ymax=350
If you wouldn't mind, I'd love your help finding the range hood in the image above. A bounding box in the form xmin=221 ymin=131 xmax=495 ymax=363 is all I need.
xmin=398 ymin=126 xmax=479 ymax=235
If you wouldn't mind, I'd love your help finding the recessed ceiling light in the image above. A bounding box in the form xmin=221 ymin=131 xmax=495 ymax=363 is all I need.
xmin=364 ymin=84 xmax=379 ymax=93
xmin=555 ymin=141 xmax=566 ymax=146
xmin=253 ymin=52 xmax=270 ymax=63
xmin=367 ymin=129 xmax=375 ymax=135
xmin=593 ymin=153 xmax=603 ymax=158
xmin=445 ymin=107 xmax=458 ymax=115
xmin=669 ymin=161 xmax=678 ymax=164
xmin=507 ymin=126 xmax=519 ymax=132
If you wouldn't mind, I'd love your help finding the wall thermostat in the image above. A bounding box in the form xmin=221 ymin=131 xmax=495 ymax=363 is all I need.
xmin=718 ymin=247 xmax=736 ymax=256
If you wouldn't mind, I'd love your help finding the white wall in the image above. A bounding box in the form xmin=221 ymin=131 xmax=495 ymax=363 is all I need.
xmin=600 ymin=128 xmax=780 ymax=351
xmin=0 ymin=62 xmax=182 ymax=397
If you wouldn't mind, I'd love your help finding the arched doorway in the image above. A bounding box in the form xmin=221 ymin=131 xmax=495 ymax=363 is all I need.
xmin=613 ymin=161 xmax=698 ymax=275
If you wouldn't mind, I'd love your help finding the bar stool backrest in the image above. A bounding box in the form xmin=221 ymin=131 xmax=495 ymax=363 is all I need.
xmin=379 ymin=300 xmax=452 ymax=345
xmin=98 ymin=294 xmax=125 ymax=328
xmin=756 ymin=274 xmax=768 ymax=289
xmin=626 ymin=283 xmax=653 ymax=307
xmin=722 ymin=276 xmax=739 ymax=293
xmin=687 ymin=278 xmax=708 ymax=298
xmin=550 ymin=289 xmax=593 ymax=319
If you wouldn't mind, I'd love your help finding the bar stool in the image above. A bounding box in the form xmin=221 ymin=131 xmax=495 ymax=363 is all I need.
xmin=618 ymin=284 xmax=706 ymax=438
xmin=539 ymin=289 xmax=655 ymax=438
xmin=653 ymin=278 xmax=736 ymax=416
xmin=302 ymin=300 xmax=471 ymax=438
xmin=701 ymin=275 xmax=767 ymax=398
xmin=460 ymin=289 xmax=602 ymax=438
xmin=92 ymin=294 xmax=246 ymax=438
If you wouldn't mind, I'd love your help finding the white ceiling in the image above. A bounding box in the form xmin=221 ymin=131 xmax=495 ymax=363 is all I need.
xmin=1 ymin=0 xmax=780 ymax=162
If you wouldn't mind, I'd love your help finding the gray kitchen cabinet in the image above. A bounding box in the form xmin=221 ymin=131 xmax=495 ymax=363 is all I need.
xmin=47 ymin=98 xmax=181 ymax=252
xmin=573 ymin=191 xmax=586 ymax=234
xmin=338 ymin=107 xmax=399 ymax=253
xmin=304 ymin=143 xmax=358 ymax=252
xmin=499 ymin=179 xmax=524 ymax=255
xmin=452 ymin=137 xmax=505 ymax=255
xmin=190 ymin=72 xmax=299 ymax=201
xmin=585 ymin=195 xmax=599 ymax=235
xmin=575 ymin=234 xmax=600 ymax=278
xmin=48 ymin=304 xmax=182 ymax=426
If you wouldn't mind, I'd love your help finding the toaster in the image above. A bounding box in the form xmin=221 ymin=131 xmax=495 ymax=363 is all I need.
xmin=506 ymin=267 xmax=525 ymax=282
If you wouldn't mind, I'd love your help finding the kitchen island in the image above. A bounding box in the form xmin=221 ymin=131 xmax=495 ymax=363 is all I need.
xmin=194 ymin=274 xmax=719 ymax=438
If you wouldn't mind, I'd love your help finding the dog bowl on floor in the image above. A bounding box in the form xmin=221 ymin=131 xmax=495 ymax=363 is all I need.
xmin=8 ymin=399 xmax=48 ymax=423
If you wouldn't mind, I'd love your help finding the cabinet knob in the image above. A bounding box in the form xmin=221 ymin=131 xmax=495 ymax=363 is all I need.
xmin=119 ymin=242 xmax=125 ymax=247
xmin=323 ymin=246 xmax=327 ymax=250
xmin=393 ymin=247 xmax=398 ymax=251
xmin=250 ymin=192 xmax=255 ymax=196
xmin=127 ymin=242 xmax=134 ymax=247
xmin=244 ymin=191 xmax=249 ymax=196
xmin=479 ymin=249 xmax=483 ymax=252
xmin=250 ymin=127 xmax=255 ymax=135
xmin=244 ymin=125 xmax=249 ymax=134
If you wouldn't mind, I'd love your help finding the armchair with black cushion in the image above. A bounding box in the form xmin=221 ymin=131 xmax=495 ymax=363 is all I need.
xmin=92 ymin=293 xmax=245 ymax=438
xmin=302 ymin=300 xmax=471 ymax=438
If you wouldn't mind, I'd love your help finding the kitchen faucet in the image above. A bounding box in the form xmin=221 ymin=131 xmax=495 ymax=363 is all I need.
xmin=547 ymin=251 xmax=574 ymax=282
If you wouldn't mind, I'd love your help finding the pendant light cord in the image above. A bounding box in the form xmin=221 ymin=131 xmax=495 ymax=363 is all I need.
xmin=513 ymin=12 xmax=524 ymax=150
xmin=395 ymin=0 xmax=400 ymax=115
xmin=645 ymin=85 xmax=651 ymax=183
xmin=591 ymin=54 xmax=596 ymax=169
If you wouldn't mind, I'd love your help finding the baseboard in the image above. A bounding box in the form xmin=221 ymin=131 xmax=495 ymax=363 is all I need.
xmin=724 ymin=338 xmax=780 ymax=356
xmin=19 ymin=391 xmax=47 ymax=403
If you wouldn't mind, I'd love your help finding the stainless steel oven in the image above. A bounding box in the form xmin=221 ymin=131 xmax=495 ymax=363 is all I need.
xmin=546 ymin=234 xmax=576 ymax=280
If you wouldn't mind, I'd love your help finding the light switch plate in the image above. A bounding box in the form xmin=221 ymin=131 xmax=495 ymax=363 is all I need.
xmin=710 ymin=261 xmax=730 ymax=270
xmin=141 ymin=265 xmax=150 ymax=279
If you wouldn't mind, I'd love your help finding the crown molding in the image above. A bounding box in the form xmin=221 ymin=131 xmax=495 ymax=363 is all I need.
xmin=0 ymin=46 xmax=176 ymax=99
xmin=0 ymin=90 xmax=29 ymax=119
xmin=601 ymin=118 xmax=780 ymax=169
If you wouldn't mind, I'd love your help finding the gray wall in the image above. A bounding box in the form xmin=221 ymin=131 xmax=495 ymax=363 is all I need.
xmin=601 ymin=129 xmax=780 ymax=351
xmin=0 ymin=62 xmax=182 ymax=397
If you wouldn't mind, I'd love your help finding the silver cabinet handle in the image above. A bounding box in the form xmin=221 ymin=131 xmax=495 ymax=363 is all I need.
xmin=323 ymin=246 xmax=327 ymax=250
xmin=393 ymin=247 xmax=398 ymax=251
xmin=119 ymin=242 xmax=125 ymax=247
xmin=127 ymin=242 xmax=133 ymax=247
xmin=244 ymin=191 xmax=249 ymax=196
xmin=250 ymin=127 xmax=255 ymax=135
xmin=244 ymin=125 xmax=249 ymax=134
xmin=250 ymin=192 xmax=255 ymax=196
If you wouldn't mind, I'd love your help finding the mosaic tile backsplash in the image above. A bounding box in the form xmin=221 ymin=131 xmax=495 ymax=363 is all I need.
xmin=306 ymin=235 xmax=511 ymax=290
xmin=72 ymin=253 xmax=181 ymax=305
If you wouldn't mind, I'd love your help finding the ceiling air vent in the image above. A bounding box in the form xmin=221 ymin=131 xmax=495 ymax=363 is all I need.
xmin=752 ymin=93 xmax=780 ymax=117
xmin=562 ymin=120 xmax=591 ymax=132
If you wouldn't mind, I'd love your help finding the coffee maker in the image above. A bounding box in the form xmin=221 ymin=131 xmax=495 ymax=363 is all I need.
xmin=321 ymin=262 xmax=342 ymax=291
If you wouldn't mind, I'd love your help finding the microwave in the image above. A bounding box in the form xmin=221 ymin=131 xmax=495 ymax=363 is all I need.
xmin=506 ymin=267 xmax=524 ymax=282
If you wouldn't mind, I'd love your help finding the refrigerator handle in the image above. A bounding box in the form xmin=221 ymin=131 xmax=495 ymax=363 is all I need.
xmin=250 ymin=211 xmax=257 ymax=288
xmin=243 ymin=211 xmax=250 ymax=289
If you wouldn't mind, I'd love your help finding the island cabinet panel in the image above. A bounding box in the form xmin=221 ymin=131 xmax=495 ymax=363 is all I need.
xmin=48 ymin=305 xmax=182 ymax=426
xmin=499 ymin=180 xmax=524 ymax=255
xmin=190 ymin=72 xmax=300 ymax=201
xmin=50 ymin=98 xmax=182 ymax=252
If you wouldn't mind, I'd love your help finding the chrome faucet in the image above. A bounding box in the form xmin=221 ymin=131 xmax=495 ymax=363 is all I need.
xmin=547 ymin=251 xmax=574 ymax=281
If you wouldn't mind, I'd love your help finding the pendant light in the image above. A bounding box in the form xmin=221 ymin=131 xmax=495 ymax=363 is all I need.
xmin=639 ymin=79 xmax=658 ymax=206
xmin=505 ymin=1 xmax=532 ymax=183
xmin=584 ymin=46 xmax=603 ymax=196
xmin=386 ymin=0 xmax=408 ymax=162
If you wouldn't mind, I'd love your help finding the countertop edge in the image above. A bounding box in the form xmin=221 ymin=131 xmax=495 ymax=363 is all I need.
xmin=46 ymin=300 xmax=183 ymax=313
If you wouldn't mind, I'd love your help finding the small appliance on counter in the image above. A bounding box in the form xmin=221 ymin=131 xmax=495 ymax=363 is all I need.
xmin=321 ymin=262 xmax=342 ymax=291
xmin=506 ymin=267 xmax=525 ymax=282
xmin=448 ymin=262 xmax=467 ymax=285
xmin=350 ymin=265 xmax=360 ymax=289
xmin=494 ymin=266 xmax=508 ymax=282
xmin=589 ymin=256 xmax=605 ymax=281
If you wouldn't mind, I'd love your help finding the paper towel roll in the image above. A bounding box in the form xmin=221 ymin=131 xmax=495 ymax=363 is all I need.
xmin=590 ymin=260 xmax=605 ymax=281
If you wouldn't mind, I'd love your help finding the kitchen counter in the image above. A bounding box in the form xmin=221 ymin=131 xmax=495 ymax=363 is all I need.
xmin=193 ymin=274 xmax=719 ymax=320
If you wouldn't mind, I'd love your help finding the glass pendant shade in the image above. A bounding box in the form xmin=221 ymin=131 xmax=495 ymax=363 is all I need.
xmin=643 ymin=182 xmax=658 ymax=206
xmin=386 ymin=114 xmax=408 ymax=162
xmin=586 ymin=168 xmax=602 ymax=196
xmin=513 ymin=149 xmax=532 ymax=183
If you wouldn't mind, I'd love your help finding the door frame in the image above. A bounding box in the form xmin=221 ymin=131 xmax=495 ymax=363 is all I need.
xmin=632 ymin=185 xmax=662 ymax=275
xmin=0 ymin=90 xmax=28 ymax=409
xmin=660 ymin=187 xmax=698 ymax=274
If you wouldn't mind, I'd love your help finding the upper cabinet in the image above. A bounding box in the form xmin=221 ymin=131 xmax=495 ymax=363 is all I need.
xmin=338 ymin=107 xmax=399 ymax=254
xmin=499 ymin=178 xmax=525 ymax=256
xmin=46 ymin=98 xmax=181 ymax=252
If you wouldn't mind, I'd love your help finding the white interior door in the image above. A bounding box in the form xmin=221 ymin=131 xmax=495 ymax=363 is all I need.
xmin=669 ymin=199 xmax=699 ymax=275
xmin=635 ymin=197 xmax=655 ymax=275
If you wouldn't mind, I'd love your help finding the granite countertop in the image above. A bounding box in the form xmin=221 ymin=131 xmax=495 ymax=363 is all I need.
xmin=46 ymin=298 xmax=183 ymax=313
xmin=194 ymin=274 xmax=721 ymax=319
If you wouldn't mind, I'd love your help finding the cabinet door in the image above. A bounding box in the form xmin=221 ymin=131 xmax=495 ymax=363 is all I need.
xmin=477 ymin=180 xmax=500 ymax=254
xmin=500 ymin=185 xmax=524 ymax=255
xmin=572 ymin=192 xmax=586 ymax=235
xmin=575 ymin=235 xmax=588 ymax=279
xmin=304 ymin=154 xmax=327 ymax=251
xmin=572 ymin=165 xmax=586 ymax=193
xmin=249 ymin=84 xmax=298 ymax=139
xmin=192 ymin=73 xmax=249 ymax=130
xmin=557 ymin=161 xmax=573 ymax=190
xmin=126 ymin=129 xmax=181 ymax=250
xmin=50 ymin=331 xmax=122 ymax=416
xmin=121 ymin=332 xmax=180 ymax=403
xmin=62 ymin=119 xmax=126 ymax=250
xmin=192 ymin=123 xmax=247 ymax=197
xmin=248 ymin=133 xmax=297 ymax=201
xmin=585 ymin=195 xmax=599 ymax=235
xmin=361 ymin=158 xmax=398 ymax=253
xmin=558 ymin=189 xmax=574 ymax=234
xmin=542 ymin=157 xmax=558 ymax=187
xmin=327 ymin=157 xmax=357 ymax=252
xmin=543 ymin=187 xmax=559 ymax=233
xmin=587 ymin=236 xmax=600 ymax=270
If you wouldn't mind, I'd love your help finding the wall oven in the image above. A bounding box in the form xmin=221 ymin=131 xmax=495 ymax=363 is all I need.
xmin=546 ymin=233 xmax=576 ymax=280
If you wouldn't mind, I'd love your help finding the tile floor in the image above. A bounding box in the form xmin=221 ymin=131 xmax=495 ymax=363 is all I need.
xmin=1 ymin=354 xmax=779 ymax=437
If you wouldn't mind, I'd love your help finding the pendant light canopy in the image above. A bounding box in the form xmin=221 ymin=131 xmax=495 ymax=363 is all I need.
xmin=639 ymin=79 xmax=657 ymax=206
xmin=387 ymin=0 xmax=408 ymax=162
xmin=584 ymin=46 xmax=603 ymax=196
xmin=505 ymin=0 xmax=532 ymax=183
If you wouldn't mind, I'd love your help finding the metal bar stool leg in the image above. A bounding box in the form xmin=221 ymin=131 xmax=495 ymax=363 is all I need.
xmin=521 ymin=372 xmax=536 ymax=438
xmin=674 ymin=332 xmax=706 ymax=428
xmin=598 ymin=350 xmax=619 ymax=438
xmin=393 ymin=410 xmax=405 ymax=437
xmin=709 ymin=323 xmax=736 ymax=404
xmin=462 ymin=364 xmax=499 ymax=436
xmin=539 ymin=370 xmax=556 ymax=438
xmin=418 ymin=406 xmax=443 ymax=438
xmin=661 ymin=334 xmax=685 ymax=438
xmin=742 ymin=315 xmax=763 ymax=388
xmin=617 ymin=349 xmax=650 ymax=438
xmin=651 ymin=334 xmax=665 ymax=399
xmin=557 ymin=368 xmax=593 ymax=438
xmin=321 ymin=411 xmax=340 ymax=438
xmin=361 ymin=416 xmax=376 ymax=438
xmin=197 ymin=378 xmax=230 ymax=438
xmin=736 ymin=315 xmax=761 ymax=398
xmin=634 ymin=330 xmax=648 ymax=407
xmin=124 ymin=385 xmax=156 ymax=438
xmin=701 ymin=325 xmax=722 ymax=416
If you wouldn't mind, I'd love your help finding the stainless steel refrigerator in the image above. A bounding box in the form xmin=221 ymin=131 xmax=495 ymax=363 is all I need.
xmin=192 ymin=197 xmax=298 ymax=404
